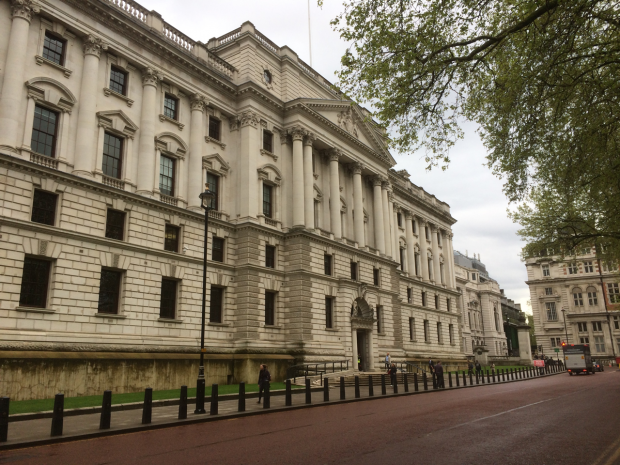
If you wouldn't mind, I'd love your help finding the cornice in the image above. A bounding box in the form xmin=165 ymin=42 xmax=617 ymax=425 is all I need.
xmin=391 ymin=182 xmax=456 ymax=226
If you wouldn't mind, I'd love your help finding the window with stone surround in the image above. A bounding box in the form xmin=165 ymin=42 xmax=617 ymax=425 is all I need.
xmin=399 ymin=248 xmax=405 ymax=271
xmin=373 ymin=268 xmax=380 ymax=286
xmin=542 ymin=264 xmax=550 ymax=277
xmin=210 ymin=286 xmax=224 ymax=323
xmin=545 ymin=302 xmax=558 ymax=321
xmin=449 ymin=324 xmax=454 ymax=344
xmin=581 ymin=336 xmax=590 ymax=344
xmin=265 ymin=245 xmax=275 ymax=269
xmin=164 ymin=224 xmax=180 ymax=253
xmin=592 ymin=321 xmax=603 ymax=332
xmin=376 ymin=306 xmax=384 ymax=334
xmin=568 ymin=262 xmax=578 ymax=274
xmin=31 ymin=189 xmax=58 ymax=226
xmin=263 ymin=184 xmax=273 ymax=218
xmin=163 ymin=94 xmax=178 ymax=120
xmin=545 ymin=287 xmax=553 ymax=295
xmin=434 ymin=294 xmax=439 ymax=309
xmin=350 ymin=261 xmax=358 ymax=281
xmin=409 ymin=317 xmax=416 ymax=341
xmin=265 ymin=291 xmax=276 ymax=326
xmin=447 ymin=298 xmax=451 ymax=312
xmin=31 ymin=105 xmax=59 ymax=158
xmin=105 ymin=209 xmax=125 ymax=241
xmin=98 ymin=269 xmax=122 ymax=314
xmin=324 ymin=254 xmax=332 ymax=276
xmin=397 ymin=212 xmax=402 ymax=227
xmin=414 ymin=251 xmax=420 ymax=275
xmin=422 ymin=291 xmax=427 ymax=307
xmin=43 ymin=31 xmax=66 ymax=66
xmin=423 ymin=320 xmax=429 ymax=342
xmin=407 ymin=287 xmax=412 ymax=303
xmin=425 ymin=226 xmax=430 ymax=240
xmin=325 ymin=296 xmax=334 ymax=329
xmin=263 ymin=130 xmax=273 ymax=152
xmin=550 ymin=337 xmax=561 ymax=347
xmin=594 ymin=335 xmax=605 ymax=352
xmin=206 ymin=172 xmax=219 ymax=210
xmin=412 ymin=219 xmax=417 ymax=234
xmin=208 ymin=117 xmax=221 ymax=141
xmin=159 ymin=155 xmax=175 ymax=197
xmin=437 ymin=322 xmax=443 ymax=344
xmin=212 ymin=237 xmax=224 ymax=263
xmin=159 ymin=278 xmax=178 ymax=319
xmin=608 ymin=283 xmax=620 ymax=303
xmin=109 ymin=66 xmax=128 ymax=95
xmin=19 ymin=257 xmax=51 ymax=308
xmin=573 ymin=288 xmax=584 ymax=306
xmin=584 ymin=261 xmax=594 ymax=273
xmin=587 ymin=287 xmax=598 ymax=305
xmin=102 ymin=132 xmax=123 ymax=179
xmin=578 ymin=322 xmax=588 ymax=332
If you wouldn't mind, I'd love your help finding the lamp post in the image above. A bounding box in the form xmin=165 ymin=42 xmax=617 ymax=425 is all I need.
xmin=561 ymin=308 xmax=569 ymax=344
xmin=195 ymin=186 xmax=215 ymax=414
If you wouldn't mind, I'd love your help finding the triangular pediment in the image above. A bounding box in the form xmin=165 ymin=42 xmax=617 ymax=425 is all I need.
xmin=96 ymin=110 xmax=139 ymax=136
xmin=203 ymin=153 xmax=230 ymax=175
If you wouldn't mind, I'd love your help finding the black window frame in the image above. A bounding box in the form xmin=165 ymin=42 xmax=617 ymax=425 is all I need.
xmin=102 ymin=132 xmax=124 ymax=179
xmin=209 ymin=286 xmax=224 ymax=323
xmin=325 ymin=296 xmax=333 ymax=329
xmin=265 ymin=245 xmax=276 ymax=269
xmin=31 ymin=189 xmax=58 ymax=226
xmin=422 ymin=291 xmax=427 ymax=307
xmin=350 ymin=261 xmax=358 ymax=281
xmin=212 ymin=237 xmax=224 ymax=263
xmin=407 ymin=287 xmax=412 ymax=304
xmin=399 ymin=248 xmax=405 ymax=271
xmin=159 ymin=154 xmax=175 ymax=197
xmin=377 ymin=306 xmax=383 ymax=333
xmin=31 ymin=104 xmax=59 ymax=158
xmin=373 ymin=268 xmax=380 ymax=286
xmin=206 ymin=172 xmax=219 ymax=210
xmin=409 ymin=317 xmax=415 ymax=340
xmin=163 ymin=93 xmax=179 ymax=120
xmin=159 ymin=278 xmax=178 ymax=320
xmin=109 ymin=65 xmax=128 ymax=96
xmin=324 ymin=254 xmax=332 ymax=276
xmin=263 ymin=183 xmax=273 ymax=218
xmin=42 ymin=30 xmax=66 ymax=66
xmin=397 ymin=213 xmax=402 ymax=227
xmin=435 ymin=294 xmax=439 ymax=309
xmin=265 ymin=291 xmax=276 ymax=326
xmin=105 ymin=209 xmax=126 ymax=241
xmin=263 ymin=129 xmax=273 ymax=152
xmin=97 ymin=268 xmax=122 ymax=315
xmin=164 ymin=224 xmax=180 ymax=253
xmin=19 ymin=257 xmax=51 ymax=308
xmin=208 ymin=117 xmax=221 ymax=141
xmin=424 ymin=319 xmax=429 ymax=342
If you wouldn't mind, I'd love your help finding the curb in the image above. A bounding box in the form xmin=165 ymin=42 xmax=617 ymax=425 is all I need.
xmin=0 ymin=370 xmax=565 ymax=451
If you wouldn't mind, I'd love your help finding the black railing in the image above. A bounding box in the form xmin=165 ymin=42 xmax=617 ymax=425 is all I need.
xmin=286 ymin=360 xmax=350 ymax=382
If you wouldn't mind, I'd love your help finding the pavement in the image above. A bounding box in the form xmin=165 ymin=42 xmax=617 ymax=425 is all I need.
xmin=2 ymin=370 xmax=618 ymax=464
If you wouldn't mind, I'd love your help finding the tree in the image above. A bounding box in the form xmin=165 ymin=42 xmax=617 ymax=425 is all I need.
xmin=330 ymin=0 xmax=620 ymax=261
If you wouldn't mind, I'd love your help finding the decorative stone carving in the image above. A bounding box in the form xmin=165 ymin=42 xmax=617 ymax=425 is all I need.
xmin=337 ymin=107 xmax=359 ymax=138
xmin=303 ymin=132 xmax=315 ymax=146
xmin=141 ymin=67 xmax=161 ymax=87
xmin=10 ymin=0 xmax=40 ymax=22
xmin=238 ymin=110 xmax=259 ymax=128
xmin=83 ymin=34 xmax=108 ymax=57
xmin=372 ymin=175 xmax=384 ymax=187
xmin=289 ymin=125 xmax=305 ymax=141
xmin=190 ymin=93 xmax=206 ymax=112
xmin=329 ymin=148 xmax=342 ymax=162
xmin=275 ymin=128 xmax=288 ymax=144
xmin=351 ymin=161 xmax=364 ymax=174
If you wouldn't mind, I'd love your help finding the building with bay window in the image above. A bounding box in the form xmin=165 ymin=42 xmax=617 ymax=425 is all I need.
xmin=0 ymin=0 xmax=464 ymax=401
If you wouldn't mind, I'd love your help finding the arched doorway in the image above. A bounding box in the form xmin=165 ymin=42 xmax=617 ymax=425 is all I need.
xmin=351 ymin=296 xmax=376 ymax=372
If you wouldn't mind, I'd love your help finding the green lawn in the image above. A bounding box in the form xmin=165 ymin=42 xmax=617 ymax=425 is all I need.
xmin=9 ymin=382 xmax=300 ymax=415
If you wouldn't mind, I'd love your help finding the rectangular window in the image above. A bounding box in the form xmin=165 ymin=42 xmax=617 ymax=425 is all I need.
xmin=399 ymin=248 xmax=405 ymax=271
xmin=159 ymin=155 xmax=175 ymax=197
xmin=542 ymin=265 xmax=550 ymax=277
xmin=265 ymin=245 xmax=275 ymax=268
xmin=376 ymin=306 xmax=383 ymax=333
xmin=263 ymin=130 xmax=273 ymax=152
xmin=263 ymin=184 xmax=273 ymax=218
xmin=594 ymin=336 xmax=605 ymax=353
xmin=102 ymin=133 xmax=123 ymax=179
xmin=584 ymin=261 xmax=594 ymax=273
xmin=98 ymin=269 xmax=122 ymax=314
xmin=407 ymin=287 xmax=412 ymax=304
xmin=265 ymin=291 xmax=276 ymax=326
xmin=208 ymin=117 xmax=221 ymax=140
xmin=449 ymin=324 xmax=454 ymax=344
xmin=425 ymin=226 xmax=430 ymax=240
xmin=409 ymin=318 xmax=415 ymax=340
xmin=434 ymin=295 xmax=439 ymax=309
xmin=568 ymin=263 xmax=578 ymax=274
xmin=42 ymin=31 xmax=66 ymax=65
xmin=324 ymin=254 xmax=332 ymax=276
xmin=31 ymin=105 xmax=58 ymax=158
xmin=422 ymin=291 xmax=427 ymax=307
xmin=31 ymin=190 xmax=57 ymax=226
xmin=164 ymin=224 xmax=180 ymax=252
xmin=325 ymin=296 xmax=333 ymax=329
xmin=206 ymin=172 xmax=219 ymax=210
xmin=19 ymin=257 xmax=51 ymax=308
xmin=588 ymin=291 xmax=598 ymax=306
xmin=414 ymin=252 xmax=420 ymax=275
xmin=412 ymin=219 xmax=417 ymax=234
xmin=551 ymin=338 xmax=558 ymax=348
xmin=423 ymin=320 xmax=429 ymax=342
xmin=578 ymin=322 xmax=588 ymax=332
xmin=212 ymin=237 xmax=224 ymax=263
xmin=573 ymin=292 xmax=583 ymax=306
xmin=209 ymin=286 xmax=223 ymax=323
xmin=447 ymin=298 xmax=451 ymax=312
xmin=580 ymin=337 xmax=590 ymax=344
xmin=615 ymin=316 xmax=619 ymax=330
xmin=437 ymin=322 xmax=442 ymax=344
xmin=608 ymin=283 xmax=620 ymax=303
xmin=545 ymin=287 xmax=553 ymax=295
xmin=159 ymin=278 xmax=177 ymax=319
xmin=105 ymin=209 xmax=125 ymax=241
xmin=163 ymin=94 xmax=178 ymax=120
xmin=545 ymin=302 xmax=557 ymax=321
xmin=373 ymin=268 xmax=380 ymax=286
xmin=583 ymin=247 xmax=592 ymax=255
xmin=592 ymin=321 xmax=603 ymax=332
xmin=350 ymin=261 xmax=358 ymax=281
xmin=109 ymin=66 xmax=127 ymax=95
xmin=397 ymin=213 xmax=402 ymax=227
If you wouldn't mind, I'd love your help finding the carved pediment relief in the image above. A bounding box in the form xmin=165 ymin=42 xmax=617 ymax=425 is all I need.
xmin=155 ymin=132 xmax=188 ymax=159
xmin=203 ymin=153 xmax=230 ymax=175
xmin=26 ymin=77 xmax=76 ymax=113
xmin=337 ymin=107 xmax=359 ymax=138
xmin=96 ymin=110 xmax=138 ymax=138
xmin=257 ymin=163 xmax=282 ymax=185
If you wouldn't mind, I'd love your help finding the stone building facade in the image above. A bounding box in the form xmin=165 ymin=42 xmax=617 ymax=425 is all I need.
xmin=0 ymin=0 xmax=464 ymax=400
xmin=526 ymin=248 xmax=620 ymax=363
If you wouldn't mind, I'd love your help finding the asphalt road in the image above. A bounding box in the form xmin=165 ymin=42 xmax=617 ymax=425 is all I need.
xmin=1 ymin=371 xmax=619 ymax=465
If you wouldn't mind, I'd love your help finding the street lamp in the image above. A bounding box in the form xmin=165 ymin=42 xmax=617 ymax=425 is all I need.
xmin=561 ymin=308 xmax=569 ymax=344
xmin=195 ymin=186 xmax=216 ymax=414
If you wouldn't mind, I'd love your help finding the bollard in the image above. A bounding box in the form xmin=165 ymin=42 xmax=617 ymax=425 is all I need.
xmin=340 ymin=377 xmax=346 ymax=400
xmin=502 ymin=370 xmax=505 ymax=382
xmin=286 ymin=379 xmax=292 ymax=407
xmin=381 ymin=375 xmax=387 ymax=395
xmin=432 ymin=373 xmax=437 ymax=390
xmin=368 ymin=375 xmax=374 ymax=397
xmin=195 ymin=378 xmax=206 ymax=414
xmin=423 ymin=373 xmax=428 ymax=391
xmin=238 ymin=382 xmax=246 ymax=412
xmin=414 ymin=373 xmax=419 ymax=392
xmin=50 ymin=393 xmax=64 ymax=437
xmin=448 ymin=372 xmax=453 ymax=388
xmin=455 ymin=371 xmax=460 ymax=387
xmin=0 ymin=397 xmax=8 ymax=442
xmin=210 ymin=384 xmax=219 ymax=415
xmin=355 ymin=376 xmax=360 ymax=399
xmin=492 ymin=371 xmax=496 ymax=383
xmin=476 ymin=372 xmax=479 ymax=385
xmin=142 ymin=388 xmax=152 ymax=425
xmin=393 ymin=374 xmax=398 ymax=394
xmin=263 ymin=381 xmax=271 ymax=409
xmin=404 ymin=373 xmax=409 ymax=392
xmin=481 ymin=371 xmax=485 ymax=384
xmin=324 ymin=378 xmax=330 ymax=402
xmin=469 ymin=372 xmax=473 ymax=386
xmin=178 ymin=386 xmax=187 ymax=420
xmin=100 ymin=390 xmax=112 ymax=429
xmin=487 ymin=371 xmax=490 ymax=384
xmin=305 ymin=379 xmax=312 ymax=404
xmin=463 ymin=371 xmax=467 ymax=386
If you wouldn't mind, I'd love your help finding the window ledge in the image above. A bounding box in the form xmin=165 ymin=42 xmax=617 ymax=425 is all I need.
xmin=260 ymin=148 xmax=278 ymax=161
xmin=158 ymin=318 xmax=183 ymax=323
xmin=103 ymin=87 xmax=134 ymax=107
xmin=263 ymin=325 xmax=283 ymax=329
xmin=377 ymin=332 xmax=386 ymax=336
xmin=205 ymin=135 xmax=226 ymax=150
xmin=35 ymin=55 xmax=72 ymax=78
xmin=325 ymin=328 xmax=340 ymax=332
xmin=208 ymin=322 xmax=230 ymax=327
xmin=15 ymin=306 xmax=55 ymax=314
xmin=159 ymin=114 xmax=184 ymax=131
xmin=95 ymin=313 xmax=127 ymax=319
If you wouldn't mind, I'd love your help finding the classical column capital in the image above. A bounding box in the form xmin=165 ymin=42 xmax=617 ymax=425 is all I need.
xmin=190 ymin=93 xmax=206 ymax=112
xmin=387 ymin=191 xmax=395 ymax=202
xmin=329 ymin=148 xmax=343 ymax=161
xmin=289 ymin=125 xmax=305 ymax=141
xmin=239 ymin=109 xmax=260 ymax=128
xmin=303 ymin=132 xmax=315 ymax=146
xmin=142 ymin=67 xmax=162 ymax=87
xmin=10 ymin=0 xmax=39 ymax=22
xmin=83 ymin=34 xmax=108 ymax=57
xmin=351 ymin=161 xmax=364 ymax=175
xmin=372 ymin=176 xmax=384 ymax=187
xmin=404 ymin=210 xmax=413 ymax=220
xmin=276 ymin=128 xmax=288 ymax=144
xmin=382 ymin=180 xmax=391 ymax=190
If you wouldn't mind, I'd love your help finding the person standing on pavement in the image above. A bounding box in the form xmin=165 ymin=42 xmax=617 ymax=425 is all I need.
xmin=257 ymin=364 xmax=271 ymax=404
xmin=435 ymin=361 xmax=445 ymax=388
xmin=475 ymin=360 xmax=482 ymax=377
xmin=385 ymin=353 xmax=391 ymax=369
xmin=428 ymin=357 xmax=435 ymax=374
xmin=388 ymin=363 xmax=398 ymax=387
xmin=468 ymin=360 xmax=474 ymax=376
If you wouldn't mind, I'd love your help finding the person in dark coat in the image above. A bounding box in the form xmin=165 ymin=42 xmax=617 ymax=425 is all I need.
xmin=434 ymin=361 xmax=445 ymax=388
xmin=428 ymin=358 xmax=435 ymax=374
xmin=388 ymin=363 xmax=398 ymax=386
xmin=257 ymin=364 xmax=271 ymax=404
xmin=468 ymin=361 xmax=474 ymax=375
xmin=475 ymin=361 xmax=482 ymax=377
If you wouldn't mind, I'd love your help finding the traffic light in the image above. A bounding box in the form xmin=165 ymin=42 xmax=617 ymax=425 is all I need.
xmin=561 ymin=341 xmax=567 ymax=347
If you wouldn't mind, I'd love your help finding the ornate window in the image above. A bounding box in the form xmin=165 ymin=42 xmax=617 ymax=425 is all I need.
xmin=159 ymin=155 xmax=175 ymax=196
xmin=163 ymin=94 xmax=178 ymax=120
xmin=265 ymin=245 xmax=276 ymax=269
xmin=542 ymin=264 xmax=550 ymax=277
xmin=263 ymin=184 xmax=273 ymax=218
xmin=587 ymin=287 xmax=598 ymax=305
xmin=209 ymin=117 xmax=221 ymax=141
xmin=109 ymin=66 xmax=128 ymax=95
xmin=545 ymin=287 xmax=553 ymax=295
xmin=164 ymin=224 xmax=180 ymax=252
xmin=31 ymin=190 xmax=58 ymax=226
xmin=263 ymin=130 xmax=273 ymax=152
xmin=568 ymin=262 xmax=578 ymax=274
xmin=19 ymin=257 xmax=51 ymax=308
xmin=545 ymin=301 xmax=558 ymax=321
xmin=102 ymin=133 xmax=123 ymax=179
xmin=206 ymin=172 xmax=219 ymax=210
xmin=397 ymin=212 xmax=402 ymax=227
xmin=159 ymin=278 xmax=177 ymax=319
xmin=265 ymin=291 xmax=276 ymax=326
xmin=42 ymin=31 xmax=66 ymax=66
xmin=98 ymin=269 xmax=122 ymax=314
xmin=105 ymin=209 xmax=125 ymax=241
xmin=210 ymin=286 xmax=224 ymax=323
xmin=31 ymin=105 xmax=59 ymax=158
xmin=573 ymin=288 xmax=584 ymax=306
xmin=212 ymin=237 xmax=224 ymax=263
xmin=324 ymin=254 xmax=332 ymax=276
xmin=584 ymin=261 xmax=594 ymax=273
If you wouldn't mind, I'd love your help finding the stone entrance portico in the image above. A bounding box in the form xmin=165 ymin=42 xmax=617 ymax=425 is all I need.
xmin=351 ymin=296 xmax=376 ymax=372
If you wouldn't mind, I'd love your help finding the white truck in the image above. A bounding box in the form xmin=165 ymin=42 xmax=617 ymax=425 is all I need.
xmin=563 ymin=343 xmax=594 ymax=375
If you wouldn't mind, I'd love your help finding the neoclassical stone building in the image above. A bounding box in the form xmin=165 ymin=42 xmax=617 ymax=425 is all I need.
xmin=0 ymin=0 xmax=463 ymax=400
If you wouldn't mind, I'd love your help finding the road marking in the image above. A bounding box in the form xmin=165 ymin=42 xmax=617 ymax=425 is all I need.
xmin=592 ymin=435 xmax=620 ymax=465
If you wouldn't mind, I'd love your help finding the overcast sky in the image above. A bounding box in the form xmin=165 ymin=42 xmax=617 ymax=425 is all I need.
xmin=144 ymin=0 xmax=531 ymax=313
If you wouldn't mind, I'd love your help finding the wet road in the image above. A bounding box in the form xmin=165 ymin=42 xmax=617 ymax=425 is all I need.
xmin=1 ymin=371 xmax=619 ymax=465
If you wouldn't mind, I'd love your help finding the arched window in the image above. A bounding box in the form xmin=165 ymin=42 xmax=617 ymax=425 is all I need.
xmin=586 ymin=286 xmax=598 ymax=306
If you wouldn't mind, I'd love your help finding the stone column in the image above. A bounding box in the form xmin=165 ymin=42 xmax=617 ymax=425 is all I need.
xmin=420 ymin=219 xmax=429 ymax=281
xmin=381 ymin=182 xmax=392 ymax=258
xmin=0 ymin=0 xmax=39 ymax=150
xmin=352 ymin=328 xmax=358 ymax=372
xmin=303 ymin=133 xmax=315 ymax=229
xmin=367 ymin=330 xmax=375 ymax=371
xmin=238 ymin=110 xmax=260 ymax=220
xmin=73 ymin=35 xmax=107 ymax=177
xmin=388 ymin=193 xmax=396 ymax=260
xmin=187 ymin=94 xmax=205 ymax=209
xmin=352 ymin=162 xmax=365 ymax=247
xmin=20 ymin=96 xmax=36 ymax=150
xmin=329 ymin=149 xmax=342 ymax=239
xmin=136 ymin=68 xmax=160 ymax=196
xmin=291 ymin=127 xmax=305 ymax=228
xmin=431 ymin=225 xmax=441 ymax=284
xmin=372 ymin=177 xmax=385 ymax=254
xmin=405 ymin=212 xmax=416 ymax=277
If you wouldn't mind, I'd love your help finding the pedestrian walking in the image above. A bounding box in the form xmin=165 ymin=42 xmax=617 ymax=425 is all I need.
xmin=435 ymin=361 xmax=445 ymax=388
xmin=468 ymin=360 xmax=474 ymax=376
xmin=388 ymin=363 xmax=398 ymax=386
xmin=428 ymin=357 xmax=435 ymax=374
xmin=475 ymin=360 xmax=482 ymax=376
xmin=257 ymin=364 xmax=271 ymax=404
xmin=385 ymin=352 xmax=391 ymax=369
